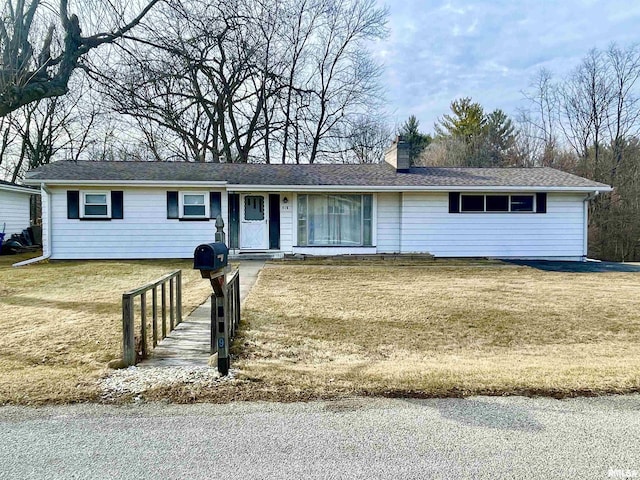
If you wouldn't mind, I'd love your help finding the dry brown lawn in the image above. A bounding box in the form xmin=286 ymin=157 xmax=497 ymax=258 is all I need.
xmin=3 ymin=254 xmax=640 ymax=405
xmin=213 ymin=262 xmax=640 ymax=401
xmin=0 ymin=253 xmax=211 ymax=404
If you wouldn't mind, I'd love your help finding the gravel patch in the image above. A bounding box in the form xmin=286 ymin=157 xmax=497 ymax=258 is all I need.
xmin=99 ymin=366 xmax=231 ymax=401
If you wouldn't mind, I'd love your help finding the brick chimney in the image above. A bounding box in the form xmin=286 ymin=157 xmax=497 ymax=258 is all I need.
xmin=384 ymin=135 xmax=410 ymax=171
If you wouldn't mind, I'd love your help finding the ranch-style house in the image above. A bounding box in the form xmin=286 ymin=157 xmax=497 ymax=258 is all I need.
xmin=24 ymin=138 xmax=612 ymax=261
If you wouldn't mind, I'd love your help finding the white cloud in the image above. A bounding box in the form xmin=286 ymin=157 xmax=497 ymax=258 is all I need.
xmin=375 ymin=0 xmax=640 ymax=131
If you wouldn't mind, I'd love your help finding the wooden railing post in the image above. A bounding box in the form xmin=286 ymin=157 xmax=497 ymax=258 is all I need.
xmin=227 ymin=286 xmax=233 ymax=339
xmin=176 ymin=270 xmax=183 ymax=325
xmin=210 ymin=293 xmax=216 ymax=353
xmin=234 ymin=274 xmax=240 ymax=329
xmin=169 ymin=277 xmax=175 ymax=330
xmin=215 ymin=290 xmax=229 ymax=375
xmin=152 ymin=287 xmax=158 ymax=347
xmin=140 ymin=292 xmax=147 ymax=359
xmin=161 ymin=282 xmax=167 ymax=339
xmin=122 ymin=294 xmax=136 ymax=366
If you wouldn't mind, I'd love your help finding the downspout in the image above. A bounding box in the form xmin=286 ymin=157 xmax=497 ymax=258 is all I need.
xmin=13 ymin=183 xmax=52 ymax=267
xmin=582 ymin=190 xmax=600 ymax=261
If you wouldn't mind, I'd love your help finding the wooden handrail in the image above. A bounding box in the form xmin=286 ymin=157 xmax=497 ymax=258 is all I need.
xmin=122 ymin=270 xmax=183 ymax=366
xmin=123 ymin=270 xmax=181 ymax=297
xmin=227 ymin=268 xmax=239 ymax=285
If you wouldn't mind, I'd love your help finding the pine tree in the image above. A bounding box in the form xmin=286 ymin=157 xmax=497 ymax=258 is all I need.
xmin=399 ymin=115 xmax=432 ymax=163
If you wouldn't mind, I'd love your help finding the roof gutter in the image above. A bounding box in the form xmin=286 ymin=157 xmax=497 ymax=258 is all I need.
xmin=23 ymin=179 xmax=229 ymax=187
xmin=227 ymin=184 xmax=613 ymax=193
xmin=22 ymin=180 xmax=613 ymax=193
xmin=584 ymin=190 xmax=601 ymax=202
xmin=0 ymin=184 xmax=39 ymax=194
xmin=13 ymin=183 xmax=52 ymax=267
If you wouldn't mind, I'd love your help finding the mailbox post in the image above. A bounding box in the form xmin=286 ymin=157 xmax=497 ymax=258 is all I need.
xmin=193 ymin=215 xmax=231 ymax=375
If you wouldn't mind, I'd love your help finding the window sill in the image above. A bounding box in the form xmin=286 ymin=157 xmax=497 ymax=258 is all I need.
xmin=79 ymin=217 xmax=112 ymax=221
xmin=178 ymin=218 xmax=210 ymax=222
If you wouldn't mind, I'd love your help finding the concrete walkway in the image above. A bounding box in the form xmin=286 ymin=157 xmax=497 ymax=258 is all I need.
xmin=139 ymin=260 xmax=265 ymax=368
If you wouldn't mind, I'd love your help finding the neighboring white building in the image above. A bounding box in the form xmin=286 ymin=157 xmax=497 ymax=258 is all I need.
xmin=0 ymin=180 xmax=37 ymax=238
xmin=24 ymin=139 xmax=612 ymax=261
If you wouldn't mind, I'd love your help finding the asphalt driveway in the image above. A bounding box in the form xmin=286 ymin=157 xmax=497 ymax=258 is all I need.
xmin=507 ymin=260 xmax=640 ymax=273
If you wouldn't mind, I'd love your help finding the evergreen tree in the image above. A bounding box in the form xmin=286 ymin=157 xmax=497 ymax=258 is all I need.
xmin=431 ymin=98 xmax=517 ymax=166
xmin=434 ymin=97 xmax=486 ymax=142
xmin=399 ymin=115 xmax=432 ymax=163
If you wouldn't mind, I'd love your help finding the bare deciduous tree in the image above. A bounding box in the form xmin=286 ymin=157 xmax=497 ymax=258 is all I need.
xmin=518 ymin=44 xmax=640 ymax=261
xmin=0 ymin=0 xmax=161 ymax=117
xmin=98 ymin=0 xmax=387 ymax=164
xmin=0 ymin=75 xmax=99 ymax=180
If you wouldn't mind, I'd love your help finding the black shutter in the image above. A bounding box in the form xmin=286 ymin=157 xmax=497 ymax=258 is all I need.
xmin=229 ymin=193 xmax=240 ymax=249
xmin=167 ymin=191 xmax=179 ymax=219
xmin=536 ymin=193 xmax=547 ymax=213
xmin=269 ymin=194 xmax=280 ymax=250
xmin=111 ymin=191 xmax=124 ymax=219
xmin=67 ymin=191 xmax=80 ymax=219
xmin=449 ymin=192 xmax=460 ymax=213
xmin=210 ymin=192 xmax=222 ymax=219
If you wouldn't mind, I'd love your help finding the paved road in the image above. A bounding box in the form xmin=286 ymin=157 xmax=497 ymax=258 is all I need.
xmin=1 ymin=395 xmax=639 ymax=479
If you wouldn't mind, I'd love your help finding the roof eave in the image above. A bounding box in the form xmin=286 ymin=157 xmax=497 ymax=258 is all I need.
xmin=227 ymin=184 xmax=613 ymax=193
xmin=0 ymin=183 xmax=40 ymax=194
xmin=24 ymin=179 xmax=229 ymax=187
xmin=25 ymin=179 xmax=612 ymax=193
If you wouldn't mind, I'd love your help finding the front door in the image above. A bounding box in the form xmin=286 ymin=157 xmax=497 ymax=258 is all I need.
xmin=240 ymin=194 xmax=269 ymax=250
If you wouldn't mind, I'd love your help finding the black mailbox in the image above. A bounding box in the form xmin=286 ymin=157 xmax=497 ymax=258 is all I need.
xmin=194 ymin=242 xmax=229 ymax=271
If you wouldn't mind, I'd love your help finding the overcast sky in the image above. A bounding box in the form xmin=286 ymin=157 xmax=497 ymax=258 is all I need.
xmin=372 ymin=0 xmax=640 ymax=133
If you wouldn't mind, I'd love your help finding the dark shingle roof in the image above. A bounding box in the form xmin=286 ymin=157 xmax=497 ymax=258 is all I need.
xmin=25 ymin=160 xmax=610 ymax=190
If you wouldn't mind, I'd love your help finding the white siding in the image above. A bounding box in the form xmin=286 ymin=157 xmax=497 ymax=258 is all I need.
xmin=49 ymin=187 xmax=227 ymax=259
xmin=400 ymin=192 xmax=585 ymax=258
xmin=279 ymin=194 xmax=294 ymax=252
xmin=45 ymin=186 xmax=589 ymax=260
xmin=0 ymin=189 xmax=32 ymax=236
xmin=376 ymin=193 xmax=401 ymax=253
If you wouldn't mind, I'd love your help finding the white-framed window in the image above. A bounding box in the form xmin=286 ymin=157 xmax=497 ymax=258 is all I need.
xmin=81 ymin=191 xmax=110 ymax=218
xmin=460 ymin=194 xmax=535 ymax=213
xmin=180 ymin=192 xmax=209 ymax=218
xmin=297 ymin=194 xmax=373 ymax=246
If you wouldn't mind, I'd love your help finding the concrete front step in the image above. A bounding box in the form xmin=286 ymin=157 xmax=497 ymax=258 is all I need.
xmin=229 ymin=252 xmax=284 ymax=260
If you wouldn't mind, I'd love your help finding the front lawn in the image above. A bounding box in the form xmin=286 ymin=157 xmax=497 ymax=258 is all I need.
xmin=0 ymin=254 xmax=211 ymax=404
xmin=209 ymin=262 xmax=640 ymax=401
xmin=3 ymin=256 xmax=640 ymax=404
